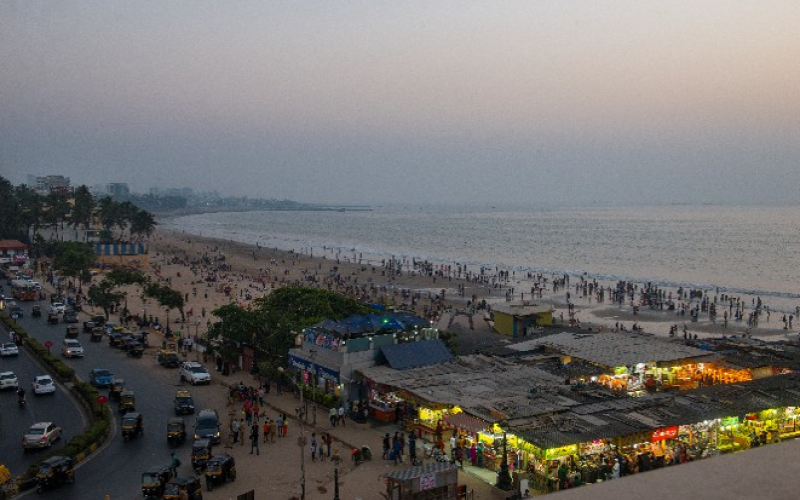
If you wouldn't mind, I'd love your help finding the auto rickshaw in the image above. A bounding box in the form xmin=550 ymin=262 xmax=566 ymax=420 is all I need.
xmin=65 ymin=325 xmax=79 ymax=339
xmin=121 ymin=412 xmax=143 ymax=441
xmin=35 ymin=455 xmax=75 ymax=493
xmin=109 ymin=379 xmax=126 ymax=402
xmin=83 ymin=320 xmax=96 ymax=333
xmin=47 ymin=312 xmax=59 ymax=324
xmin=32 ymin=304 xmax=42 ymax=318
xmin=141 ymin=465 xmax=174 ymax=500
xmin=158 ymin=349 xmax=181 ymax=368
xmin=119 ymin=390 xmax=136 ymax=414
xmin=204 ymin=454 xmax=236 ymax=491
xmin=167 ymin=417 xmax=187 ymax=446
xmin=109 ymin=331 xmax=124 ymax=348
xmin=128 ymin=341 xmax=145 ymax=358
xmin=163 ymin=476 xmax=203 ymax=500
xmin=90 ymin=327 xmax=104 ymax=342
xmin=190 ymin=439 xmax=213 ymax=472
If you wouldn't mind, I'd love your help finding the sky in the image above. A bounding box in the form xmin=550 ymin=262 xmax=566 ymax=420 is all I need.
xmin=1 ymin=1 xmax=799 ymax=206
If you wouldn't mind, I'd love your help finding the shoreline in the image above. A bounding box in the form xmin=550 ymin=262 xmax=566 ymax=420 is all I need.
xmin=103 ymin=226 xmax=798 ymax=350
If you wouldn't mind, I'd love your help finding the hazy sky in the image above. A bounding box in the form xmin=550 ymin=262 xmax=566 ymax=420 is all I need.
xmin=2 ymin=1 xmax=799 ymax=206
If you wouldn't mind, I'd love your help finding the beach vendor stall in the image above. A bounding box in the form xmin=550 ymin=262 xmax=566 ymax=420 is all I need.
xmin=383 ymin=462 xmax=460 ymax=500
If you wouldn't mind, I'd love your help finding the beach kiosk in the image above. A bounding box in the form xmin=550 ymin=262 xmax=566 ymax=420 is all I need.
xmin=383 ymin=462 xmax=460 ymax=500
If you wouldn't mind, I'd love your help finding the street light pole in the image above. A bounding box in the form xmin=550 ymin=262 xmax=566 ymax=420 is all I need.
xmin=496 ymin=422 xmax=512 ymax=490
xmin=298 ymin=372 xmax=307 ymax=500
xmin=310 ymin=349 xmax=318 ymax=426
xmin=332 ymin=448 xmax=341 ymax=500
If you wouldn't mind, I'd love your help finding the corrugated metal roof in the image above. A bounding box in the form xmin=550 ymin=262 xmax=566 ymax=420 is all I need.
xmin=508 ymin=331 xmax=716 ymax=367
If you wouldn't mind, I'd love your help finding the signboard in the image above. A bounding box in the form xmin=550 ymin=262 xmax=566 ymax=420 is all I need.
xmin=419 ymin=473 xmax=436 ymax=491
xmin=651 ymin=426 xmax=679 ymax=442
xmin=43 ymin=341 xmax=53 ymax=349
xmin=96 ymin=396 xmax=108 ymax=404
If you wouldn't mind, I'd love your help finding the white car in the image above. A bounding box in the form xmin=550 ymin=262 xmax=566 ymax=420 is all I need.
xmin=22 ymin=422 xmax=62 ymax=450
xmin=0 ymin=342 xmax=19 ymax=357
xmin=179 ymin=361 xmax=212 ymax=385
xmin=61 ymin=339 xmax=84 ymax=358
xmin=32 ymin=375 xmax=56 ymax=395
xmin=51 ymin=302 xmax=66 ymax=314
xmin=0 ymin=371 xmax=19 ymax=390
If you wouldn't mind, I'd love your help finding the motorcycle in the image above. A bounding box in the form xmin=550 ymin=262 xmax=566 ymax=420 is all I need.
xmin=18 ymin=395 xmax=26 ymax=408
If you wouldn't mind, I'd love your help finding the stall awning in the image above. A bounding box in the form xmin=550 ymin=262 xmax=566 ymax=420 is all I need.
xmin=444 ymin=412 xmax=490 ymax=434
xmin=383 ymin=462 xmax=458 ymax=481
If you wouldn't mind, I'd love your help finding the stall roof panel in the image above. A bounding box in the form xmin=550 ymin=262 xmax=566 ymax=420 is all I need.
xmin=380 ymin=339 xmax=454 ymax=370
xmin=507 ymin=331 xmax=715 ymax=367
xmin=383 ymin=462 xmax=459 ymax=481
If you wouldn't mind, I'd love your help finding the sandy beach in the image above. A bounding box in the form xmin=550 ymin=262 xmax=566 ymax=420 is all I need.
xmin=103 ymin=226 xmax=796 ymax=351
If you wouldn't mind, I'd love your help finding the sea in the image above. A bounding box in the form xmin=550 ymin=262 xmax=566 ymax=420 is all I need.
xmin=163 ymin=205 xmax=800 ymax=314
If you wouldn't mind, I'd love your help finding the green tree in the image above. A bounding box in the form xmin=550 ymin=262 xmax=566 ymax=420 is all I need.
xmin=52 ymin=241 xmax=96 ymax=296
xmin=144 ymin=282 xmax=186 ymax=325
xmin=70 ymin=185 xmax=96 ymax=241
xmin=206 ymin=304 xmax=259 ymax=367
xmin=87 ymin=281 xmax=126 ymax=321
xmin=130 ymin=209 xmax=157 ymax=241
xmin=44 ymin=191 xmax=71 ymax=241
xmin=14 ymin=183 xmax=44 ymax=244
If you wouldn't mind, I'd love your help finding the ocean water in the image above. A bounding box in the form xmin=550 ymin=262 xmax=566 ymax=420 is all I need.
xmin=165 ymin=205 xmax=800 ymax=312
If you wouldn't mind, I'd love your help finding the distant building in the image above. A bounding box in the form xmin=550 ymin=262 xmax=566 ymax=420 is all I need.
xmin=27 ymin=175 xmax=71 ymax=195
xmin=106 ymin=183 xmax=130 ymax=198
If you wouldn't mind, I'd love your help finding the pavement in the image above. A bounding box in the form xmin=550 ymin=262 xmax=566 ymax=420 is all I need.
xmin=193 ymin=367 xmax=510 ymax=500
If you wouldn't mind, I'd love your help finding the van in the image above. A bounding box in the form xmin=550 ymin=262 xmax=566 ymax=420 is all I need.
xmin=194 ymin=409 xmax=221 ymax=444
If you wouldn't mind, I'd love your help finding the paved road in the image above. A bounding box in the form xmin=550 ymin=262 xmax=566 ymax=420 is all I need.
xmin=8 ymin=299 xmax=217 ymax=500
xmin=0 ymin=323 xmax=86 ymax=478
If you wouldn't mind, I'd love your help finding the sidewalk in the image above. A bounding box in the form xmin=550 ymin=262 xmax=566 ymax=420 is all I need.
xmin=198 ymin=372 xmax=509 ymax=500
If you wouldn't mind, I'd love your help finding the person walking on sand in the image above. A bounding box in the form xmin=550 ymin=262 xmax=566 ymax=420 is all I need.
xmin=338 ymin=404 xmax=346 ymax=427
xmin=231 ymin=418 xmax=241 ymax=444
xmin=263 ymin=419 xmax=271 ymax=443
xmin=276 ymin=414 xmax=284 ymax=437
xmin=310 ymin=433 xmax=318 ymax=462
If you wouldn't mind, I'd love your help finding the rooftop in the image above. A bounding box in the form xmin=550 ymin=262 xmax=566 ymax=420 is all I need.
xmin=508 ymin=331 xmax=716 ymax=368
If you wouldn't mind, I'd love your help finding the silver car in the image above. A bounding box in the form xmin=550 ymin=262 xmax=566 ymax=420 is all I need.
xmin=61 ymin=339 xmax=84 ymax=358
xmin=22 ymin=422 xmax=62 ymax=450
xmin=0 ymin=371 xmax=18 ymax=390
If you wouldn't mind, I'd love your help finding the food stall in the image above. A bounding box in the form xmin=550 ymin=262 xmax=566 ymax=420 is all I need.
xmin=383 ymin=462 xmax=460 ymax=500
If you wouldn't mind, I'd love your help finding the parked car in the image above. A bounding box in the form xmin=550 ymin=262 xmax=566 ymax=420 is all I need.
xmin=0 ymin=371 xmax=19 ymax=390
xmin=61 ymin=339 xmax=85 ymax=358
xmin=180 ymin=362 xmax=211 ymax=386
xmin=32 ymin=375 xmax=56 ymax=395
xmin=0 ymin=342 xmax=19 ymax=357
xmin=89 ymin=368 xmax=114 ymax=387
xmin=22 ymin=422 xmax=62 ymax=451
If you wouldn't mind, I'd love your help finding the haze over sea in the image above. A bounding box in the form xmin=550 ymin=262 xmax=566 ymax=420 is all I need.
xmin=166 ymin=205 xmax=800 ymax=313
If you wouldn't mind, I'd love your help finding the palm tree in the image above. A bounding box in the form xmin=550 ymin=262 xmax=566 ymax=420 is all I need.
xmin=44 ymin=192 xmax=71 ymax=241
xmin=70 ymin=185 xmax=96 ymax=241
xmin=130 ymin=209 xmax=157 ymax=241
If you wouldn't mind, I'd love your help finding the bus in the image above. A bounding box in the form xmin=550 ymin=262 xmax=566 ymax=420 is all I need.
xmin=10 ymin=280 xmax=37 ymax=301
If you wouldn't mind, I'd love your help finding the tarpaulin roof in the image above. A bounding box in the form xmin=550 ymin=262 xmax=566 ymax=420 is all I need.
xmin=381 ymin=339 xmax=454 ymax=370
xmin=383 ymin=462 xmax=458 ymax=481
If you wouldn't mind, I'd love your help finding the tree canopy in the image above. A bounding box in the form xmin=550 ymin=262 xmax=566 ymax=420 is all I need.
xmin=207 ymin=287 xmax=371 ymax=374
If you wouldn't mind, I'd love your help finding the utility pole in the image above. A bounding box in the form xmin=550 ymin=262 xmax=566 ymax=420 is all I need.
xmin=310 ymin=349 xmax=318 ymax=426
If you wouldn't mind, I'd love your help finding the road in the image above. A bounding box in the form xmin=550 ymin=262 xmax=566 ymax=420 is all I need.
xmin=0 ymin=324 xmax=86 ymax=478
xmin=7 ymin=299 xmax=217 ymax=500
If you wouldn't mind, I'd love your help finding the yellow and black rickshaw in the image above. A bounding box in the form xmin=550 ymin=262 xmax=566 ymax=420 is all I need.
xmin=204 ymin=453 xmax=236 ymax=491
xmin=190 ymin=439 xmax=213 ymax=472
xmin=141 ymin=464 xmax=174 ymax=499
xmin=121 ymin=412 xmax=143 ymax=442
xmin=90 ymin=326 xmax=104 ymax=342
xmin=35 ymin=455 xmax=75 ymax=493
xmin=163 ymin=476 xmax=203 ymax=500
xmin=32 ymin=304 xmax=42 ymax=318
xmin=120 ymin=390 xmax=136 ymax=414
xmin=109 ymin=379 xmax=126 ymax=402
xmin=167 ymin=417 xmax=187 ymax=446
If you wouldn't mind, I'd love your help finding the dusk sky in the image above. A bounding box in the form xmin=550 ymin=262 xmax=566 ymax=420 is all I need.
xmin=2 ymin=1 xmax=798 ymax=206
